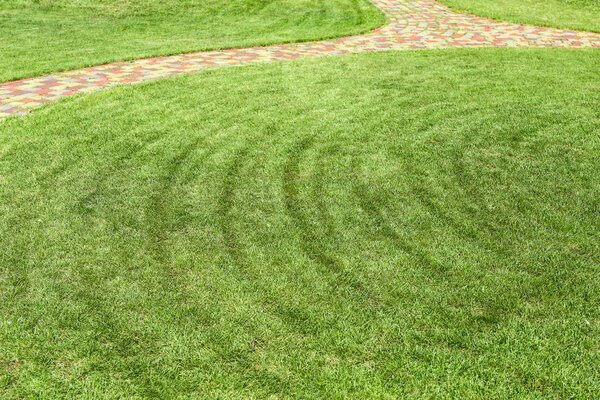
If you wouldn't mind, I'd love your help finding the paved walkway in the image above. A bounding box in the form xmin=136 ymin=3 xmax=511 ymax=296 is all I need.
xmin=2 ymin=0 xmax=599 ymax=119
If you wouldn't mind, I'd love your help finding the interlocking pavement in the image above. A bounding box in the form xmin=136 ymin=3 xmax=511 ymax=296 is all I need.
xmin=2 ymin=0 xmax=599 ymax=119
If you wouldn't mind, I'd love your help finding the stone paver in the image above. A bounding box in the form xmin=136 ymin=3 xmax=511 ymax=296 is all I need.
xmin=1 ymin=0 xmax=599 ymax=118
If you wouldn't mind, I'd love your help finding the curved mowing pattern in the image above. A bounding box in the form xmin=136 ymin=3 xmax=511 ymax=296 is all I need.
xmin=1 ymin=0 xmax=599 ymax=119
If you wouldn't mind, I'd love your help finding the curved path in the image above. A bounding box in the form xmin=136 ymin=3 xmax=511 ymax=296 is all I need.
xmin=1 ymin=0 xmax=599 ymax=119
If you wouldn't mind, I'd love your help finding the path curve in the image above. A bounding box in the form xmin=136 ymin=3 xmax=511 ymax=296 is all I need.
xmin=1 ymin=0 xmax=599 ymax=118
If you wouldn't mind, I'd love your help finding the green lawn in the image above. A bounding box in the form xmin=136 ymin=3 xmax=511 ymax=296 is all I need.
xmin=440 ymin=0 xmax=600 ymax=33
xmin=1 ymin=48 xmax=600 ymax=398
xmin=0 ymin=0 xmax=385 ymax=83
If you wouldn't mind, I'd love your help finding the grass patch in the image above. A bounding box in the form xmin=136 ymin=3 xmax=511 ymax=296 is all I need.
xmin=439 ymin=0 xmax=600 ymax=33
xmin=0 ymin=0 xmax=385 ymax=82
xmin=1 ymin=48 xmax=600 ymax=398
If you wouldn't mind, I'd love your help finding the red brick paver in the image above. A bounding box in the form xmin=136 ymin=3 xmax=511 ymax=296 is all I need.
xmin=1 ymin=0 xmax=599 ymax=118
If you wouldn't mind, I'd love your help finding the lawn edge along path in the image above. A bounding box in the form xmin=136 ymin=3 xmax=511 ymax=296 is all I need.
xmin=1 ymin=0 xmax=599 ymax=119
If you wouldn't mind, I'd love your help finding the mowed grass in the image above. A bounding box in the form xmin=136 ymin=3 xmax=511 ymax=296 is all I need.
xmin=0 ymin=0 xmax=385 ymax=83
xmin=1 ymin=49 xmax=600 ymax=398
xmin=440 ymin=0 xmax=600 ymax=33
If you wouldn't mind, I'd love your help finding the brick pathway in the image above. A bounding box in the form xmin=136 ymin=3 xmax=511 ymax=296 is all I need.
xmin=2 ymin=0 xmax=599 ymax=119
